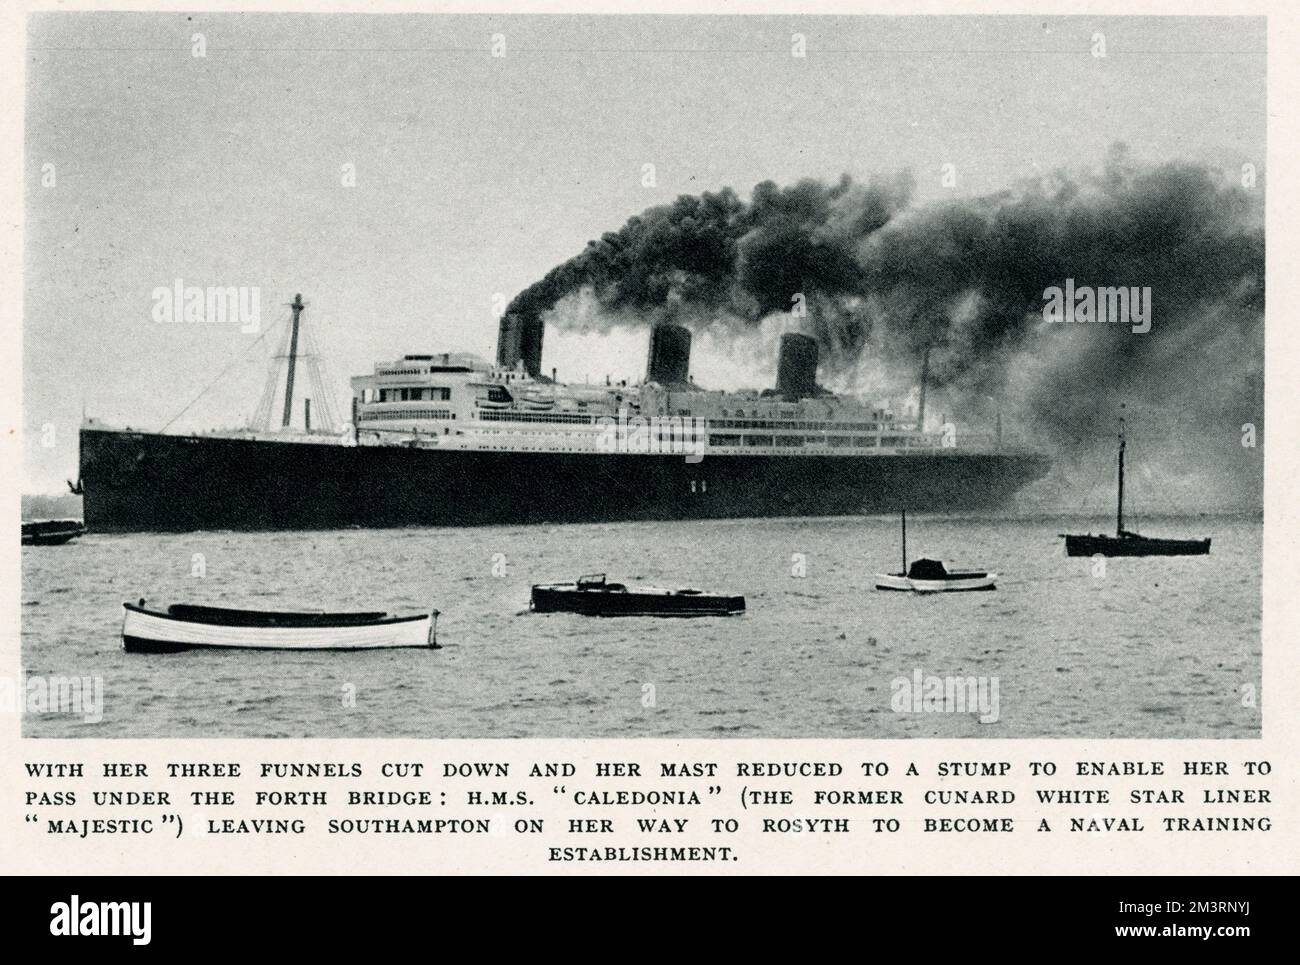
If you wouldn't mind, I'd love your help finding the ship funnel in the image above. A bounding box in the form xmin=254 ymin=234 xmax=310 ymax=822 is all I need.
xmin=645 ymin=324 xmax=692 ymax=386
xmin=776 ymin=333 xmax=819 ymax=400
xmin=496 ymin=312 xmax=544 ymax=378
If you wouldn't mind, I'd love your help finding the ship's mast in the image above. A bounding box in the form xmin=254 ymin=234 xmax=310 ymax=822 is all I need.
xmin=901 ymin=509 xmax=908 ymax=574
xmin=281 ymin=293 xmax=304 ymax=429
xmin=1116 ymin=415 xmax=1126 ymax=536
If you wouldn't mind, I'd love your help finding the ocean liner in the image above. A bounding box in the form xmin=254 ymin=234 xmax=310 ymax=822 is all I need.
xmin=77 ymin=295 xmax=1051 ymax=532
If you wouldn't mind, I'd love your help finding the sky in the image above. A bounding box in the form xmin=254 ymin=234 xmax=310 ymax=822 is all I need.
xmin=23 ymin=13 xmax=1265 ymax=492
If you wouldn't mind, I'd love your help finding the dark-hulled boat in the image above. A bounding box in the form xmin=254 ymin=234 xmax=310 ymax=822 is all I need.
xmin=1062 ymin=415 xmax=1210 ymax=557
xmin=77 ymin=294 xmax=1051 ymax=533
xmin=1064 ymin=532 xmax=1210 ymax=557
xmin=530 ymin=574 xmax=745 ymax=617
xmin=22 ymin=519 xmax=87 ymax=546
xmin=122 ymin=601 xmax=440 ymax=653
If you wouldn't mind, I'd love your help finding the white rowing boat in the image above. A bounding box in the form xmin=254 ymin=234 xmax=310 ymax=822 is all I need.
xmin=121 ymin=602 xmax=439 ymax=653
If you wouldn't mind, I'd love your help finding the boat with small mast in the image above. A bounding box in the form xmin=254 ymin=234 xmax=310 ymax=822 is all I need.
xmin=1061 ymin=412 xmax=1210 ymax=557
xmin=874 ymin=511 xmax=997 ymax=592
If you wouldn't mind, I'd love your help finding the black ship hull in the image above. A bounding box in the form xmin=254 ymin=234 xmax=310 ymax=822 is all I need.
xmin=22 ymin=520 xmax=87 ymax=545
xmin=79 ymin=427 xmax=1051 ymax=533
xmin=531 ymin=587 xmax=745 ymax=617
xmin=1064 ymin=534 xmax=1211 ymax=557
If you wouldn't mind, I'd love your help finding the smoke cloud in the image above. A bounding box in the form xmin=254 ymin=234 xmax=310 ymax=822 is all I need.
xmin=506 ymin=146 xmax=1263 ymax=510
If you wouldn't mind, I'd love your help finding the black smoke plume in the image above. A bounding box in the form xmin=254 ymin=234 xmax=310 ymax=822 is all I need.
xmin=506 ymin=147 xmax=1263 ymax=510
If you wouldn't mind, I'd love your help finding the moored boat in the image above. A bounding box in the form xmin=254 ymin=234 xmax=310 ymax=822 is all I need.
xmin=875 ymin=558 xmax=998 ymax=593
xmin=530 ymin=574 xmax=745 ymax=617
xmin=873 ymin=511 xmax=997 ymax=592
xmin=121 ymin=601 xmax=440 ymax=653
xmin=1063 ymin=532 xmax=1210 ymax=557
xmin=22 ymin=519 xmax=87 ymax=546
xmin=1061 ymin=412 xmax=1210 ymax=557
